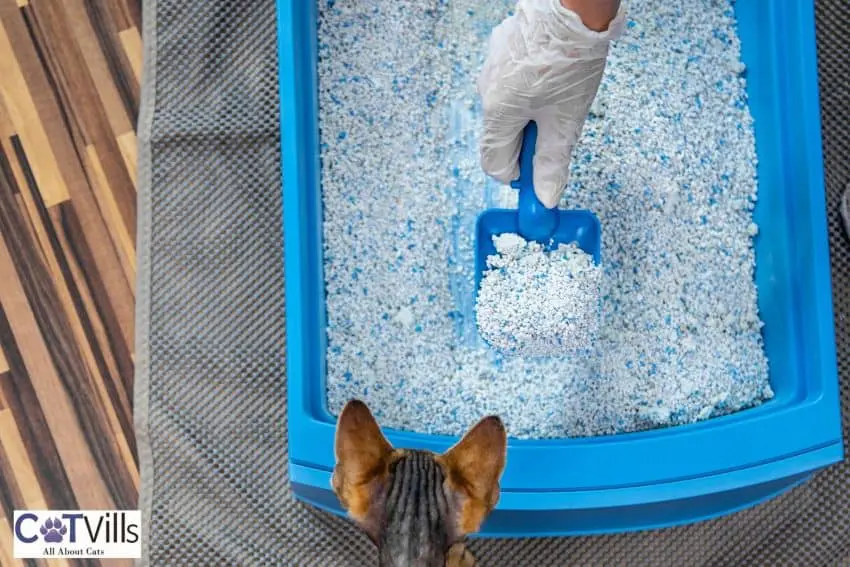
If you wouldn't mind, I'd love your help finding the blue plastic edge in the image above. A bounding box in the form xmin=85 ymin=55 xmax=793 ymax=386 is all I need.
xmin=277 ymin=0 xmax=844 ymax=536
xmin=780 ymin=0 xmax=841 ymax=426
xmin=290 ymin=441 xmax=837 ymax=537
xmin=278 ymin=0 xmax=328 ymax=427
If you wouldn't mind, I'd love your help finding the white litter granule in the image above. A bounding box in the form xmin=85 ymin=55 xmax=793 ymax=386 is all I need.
xmin=476 ymin=235 xmax=602 ymax=357
xmin=318 ymin=0 xmax=773 ymax=439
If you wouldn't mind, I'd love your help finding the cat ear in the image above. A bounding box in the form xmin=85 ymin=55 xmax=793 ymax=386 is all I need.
xmin=332 ymin=400 xmax=396 ymax=525
xmin=437 ymin=416 xmax=507 ymax=535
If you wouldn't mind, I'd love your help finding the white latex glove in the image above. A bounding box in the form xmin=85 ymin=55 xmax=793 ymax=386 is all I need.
xmin=478 ymin=0 xmax=626 ymax=208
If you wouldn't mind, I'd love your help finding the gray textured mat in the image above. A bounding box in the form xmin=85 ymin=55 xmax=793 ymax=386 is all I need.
xmin=134 ymin=0 xmax=850 ymax=564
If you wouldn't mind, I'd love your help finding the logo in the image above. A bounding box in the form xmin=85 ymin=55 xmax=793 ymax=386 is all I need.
xmin=13 ymin=510 xmax=141 ymax=559
xmin=39 ymin=517 xmax=67 ymax=543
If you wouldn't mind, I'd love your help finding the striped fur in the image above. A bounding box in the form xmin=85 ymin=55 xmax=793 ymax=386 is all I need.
xmin=378 ymin=451 xmax=455 ymax=566
xmin=333 ymin=400 xmax=507 ymax=567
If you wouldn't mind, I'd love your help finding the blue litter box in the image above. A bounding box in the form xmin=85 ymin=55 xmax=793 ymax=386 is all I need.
xmin=276 ymin=0 xmax=843 ymax=536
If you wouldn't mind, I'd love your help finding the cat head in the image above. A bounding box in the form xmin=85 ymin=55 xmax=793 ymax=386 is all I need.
xmin=332 ymin=400 xmax=507 ymax=566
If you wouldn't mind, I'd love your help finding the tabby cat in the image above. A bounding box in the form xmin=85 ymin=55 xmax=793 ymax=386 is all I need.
xmin=332 ymin=400 xmax=507 ymax=567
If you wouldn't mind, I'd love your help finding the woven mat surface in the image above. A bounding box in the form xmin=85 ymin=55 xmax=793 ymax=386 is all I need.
xmin=134 ymin=0 xmax=850 ymax=564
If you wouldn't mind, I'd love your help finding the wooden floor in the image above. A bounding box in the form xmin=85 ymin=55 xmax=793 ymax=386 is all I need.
xmin=0 ymin=0 xmax=141 ymax=564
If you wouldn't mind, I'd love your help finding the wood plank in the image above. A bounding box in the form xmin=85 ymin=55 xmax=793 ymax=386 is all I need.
xmin=0 ymin=478 xmax=21 ymax=567
xmin=2 ymin=137 xmax=137 ymax=482
xmin=4 ymin=132 xmax=135 ymax=380
xmin=0 ymin=506 xmax=17 ymax=567
xmin=97 ymin=1 xmax=131 ymax=39
xmin=2 ymin=139 xmax=135 ymax=456
xmin=62 ymin=200 xmax=135 ymax=385
xmin=2 ymin=138 xmax=53 ymax=276
xmin=0 ymin=158 xmax=124 ymax=511
xmin=12 ymin=191 xmax=47 ymax=268
xmin=0 ymin=410 xmax=48 ymax=510
xmin=0 ymin=307 xmax=79 ymax=512
xmin=0 ymin=235 xmax=114 ymax=510
xmin=0 ymin=407 xmax=66 ymax=567
xmin=125 ymin=1 xmax=141 ymax=34
xmin=0 ymin=94 xmax=15 ymax=137
xmin=82 ymin=1 xmax=139 ymax=118
xmin=0 ymin=18 xmax=69 ymax=207
xmin=0 ymin=1 xmax=136 ymax=354
xmin=117 ymin=130 xmax=137 ymax=186
xmin=48 ymin=203 xmax=135 ymax=441
xmin=0 ymin=162 xmax=137 ymax=509
xmin=118 ymin=27 xmax=142 ymax=83
xmin=63 ymin=0 xmax=135 ymax=137
xmin=25 ymin=2 xmax=137 ymax=237
xmin=0 ymin=1 xmax=141 ymax=562
xmin=84 ymin=144 xmax=136 ymax=291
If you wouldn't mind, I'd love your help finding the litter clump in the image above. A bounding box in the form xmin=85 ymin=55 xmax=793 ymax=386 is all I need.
xmin=476 ymin=235 xmax=601 ymax=357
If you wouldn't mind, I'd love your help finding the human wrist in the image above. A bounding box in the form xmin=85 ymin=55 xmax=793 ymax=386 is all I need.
xmin=559 ymin=0 xmax=621 ymax=32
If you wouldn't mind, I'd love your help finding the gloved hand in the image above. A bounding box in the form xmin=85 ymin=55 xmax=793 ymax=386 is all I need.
xmin=478 ymin=0 xmax=625 ymax=208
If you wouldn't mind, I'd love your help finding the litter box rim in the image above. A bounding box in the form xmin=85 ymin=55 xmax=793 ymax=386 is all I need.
xmin=278 ymin=0 xmax=843 ymax=535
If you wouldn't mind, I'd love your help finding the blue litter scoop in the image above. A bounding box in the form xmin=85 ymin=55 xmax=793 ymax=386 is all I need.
xmin=474 ymin=121 xmax=603 ymax=355
xmin=474 ymin=121 xmax=602 ymax=293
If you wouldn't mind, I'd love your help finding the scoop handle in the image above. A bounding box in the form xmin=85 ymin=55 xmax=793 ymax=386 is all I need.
xmin=511 ymin=121 xmax=559 ymax=242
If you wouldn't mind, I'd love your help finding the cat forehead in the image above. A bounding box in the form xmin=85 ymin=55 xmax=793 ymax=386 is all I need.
xmin=388 ymin=449 xmax=446 ymax=473
xmin=394 ymin=449 xmax=437 ymax=461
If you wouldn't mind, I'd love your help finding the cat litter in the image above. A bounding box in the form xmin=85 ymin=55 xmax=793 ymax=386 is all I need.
xmin=476 ymin=234 xmax=602 ymax=357
xmin=318 ymin=0 xmax=773 ymax=439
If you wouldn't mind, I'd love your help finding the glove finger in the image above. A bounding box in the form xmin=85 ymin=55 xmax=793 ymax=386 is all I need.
xmin=477 ymin=11 xmax=527 ymax=184
xmin=532 ymin=118 xmax=581 ymax=209
xmin=480 ymin=113 xmax=526 ymax=185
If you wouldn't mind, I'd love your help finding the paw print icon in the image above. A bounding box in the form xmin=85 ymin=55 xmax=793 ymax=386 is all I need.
xmin=40 ymin=518 xmax=67 ymax=543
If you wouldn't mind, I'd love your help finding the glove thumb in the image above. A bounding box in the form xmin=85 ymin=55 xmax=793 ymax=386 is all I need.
xmin=532 ymin=119 xmax=580 ymax=209
xmin=480 ymin=113 xmax=526 ymax=185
